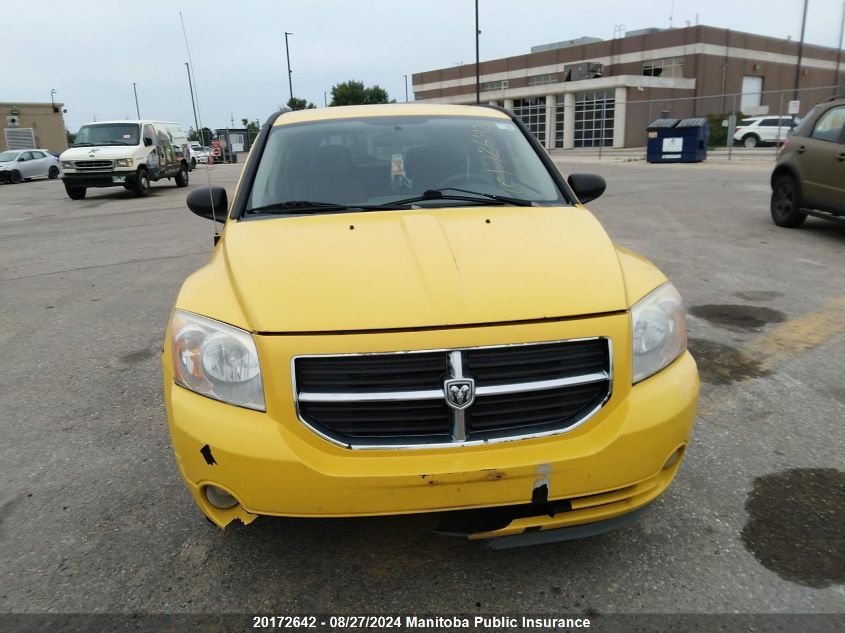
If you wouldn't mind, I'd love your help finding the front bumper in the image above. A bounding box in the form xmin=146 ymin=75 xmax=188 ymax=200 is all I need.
xmin=62 ymin=170 xmax=137 ymax=188
xmin=163 ymin=316 xmax=699 ymax=538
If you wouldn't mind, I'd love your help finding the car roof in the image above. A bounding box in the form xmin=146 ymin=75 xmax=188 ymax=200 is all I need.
xmin=272 ymin=103 xmax=510 ymax=127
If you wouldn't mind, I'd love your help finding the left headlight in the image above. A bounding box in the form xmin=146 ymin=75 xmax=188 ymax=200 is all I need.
xmin=170 ymin=310 xmax=265 ymax=411
xmin=631 ymin=282 xmax=687 ymax=384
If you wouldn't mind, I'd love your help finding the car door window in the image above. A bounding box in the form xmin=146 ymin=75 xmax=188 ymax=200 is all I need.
xmin=759 ymin=119 xmax=779 ymax=127
xmin=811 ymin=106 xmax=845 ymax=143
xmin=31 ymin=151 xmax=46 ymax=160
xmin=18 ymin=152 xmax=32 ymax=161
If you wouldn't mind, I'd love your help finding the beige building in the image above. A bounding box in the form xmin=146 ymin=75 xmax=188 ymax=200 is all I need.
xmin=1 ymin=102 xmax=68 ymax=153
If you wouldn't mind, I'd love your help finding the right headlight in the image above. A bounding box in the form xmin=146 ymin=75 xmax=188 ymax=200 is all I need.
xmin=631 ymin=282 xmax=687 ymax=384
xmin=170 ymin=310 xmax=265 ymax=411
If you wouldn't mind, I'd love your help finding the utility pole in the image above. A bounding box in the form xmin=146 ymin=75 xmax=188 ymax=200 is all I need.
xmin=184 ymin=62 xmax=200 ymax=137
xmin=50 ymin=89 xmax=57 ymax=113
xmin=836 ymin=0 xmax=845 ymax=96
xmin=132 ymin=83 xmax=140 ymax=119
xmin=475 ymin=0 xmax=480 ymax=104
xmin=284 ymin=32 xmax=294 ymax=105
xmin=793 ymin=0 xmax=809 ymax=101
xmin=404 ymin=74 xmax=409 ymax=102
xmin=324 ymin=91 xmax=328 ymax=107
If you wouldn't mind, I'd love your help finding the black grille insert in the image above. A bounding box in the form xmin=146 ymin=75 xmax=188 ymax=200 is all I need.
xmin=293 ymin=338 xmax=611 ymax=446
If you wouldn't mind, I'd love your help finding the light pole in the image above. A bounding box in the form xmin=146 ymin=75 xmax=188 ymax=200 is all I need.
xmin=403 ymin=74 xmax=409 ymax=102
xmin=793 ymin=0 xmax=809 ymax=101
xmin=132 ymin=82 xmax=140 ymax=119
xmin=50 ymin=88 xmax=57 ymax=113
xmin=324 ymin=91 xmax=328 ymax=107
xmin=184 ymin=62 xmax=200 ymax=138
xmin=836 ymin=0 xmax=845 ymax=96
xmin=284 ymin=32 xmax=294 ymax=105
xmin=475 ymin=0 xmax=480 ymax=104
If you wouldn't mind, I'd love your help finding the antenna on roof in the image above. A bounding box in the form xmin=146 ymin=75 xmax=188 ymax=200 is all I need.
xmin=179 ymin=10 xmax=219 ymax=243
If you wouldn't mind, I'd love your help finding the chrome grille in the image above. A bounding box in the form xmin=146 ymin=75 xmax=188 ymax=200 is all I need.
xmin=73 ymin=160 xmax=114 ymax=170
xmin=293 ymin=338 xmax=612 ymax=449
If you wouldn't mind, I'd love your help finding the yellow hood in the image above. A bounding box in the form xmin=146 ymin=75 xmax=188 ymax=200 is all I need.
xmin=220 ymin=205 xmax=627 ymax=332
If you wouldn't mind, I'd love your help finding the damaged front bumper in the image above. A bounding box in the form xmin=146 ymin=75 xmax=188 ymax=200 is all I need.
xmin=163 ymin=325 xmax=698 ymax=543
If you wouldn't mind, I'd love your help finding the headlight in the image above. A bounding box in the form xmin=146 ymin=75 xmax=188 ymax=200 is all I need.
xmin=61 ymin=161 xmax=73 ymax=169
xmin=631 ymin=282 xmax=687 ymax=383
xmin=115 ymin=158 xmax=134 ymax=167
xmin=170 ymin=310 xmax=264 ymax=411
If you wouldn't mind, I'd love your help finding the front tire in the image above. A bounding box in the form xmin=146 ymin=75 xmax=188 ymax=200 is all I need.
xmin=133 ymin=168 xmax=151 ymax=197
xmin=175 ymin=164 xmax=189 ymax=188
xmin=48 ymin=166 xmax=60 ymax=179
xmin=742 ymin=134 xmax=760 ymax=148
xmin=771 ymin=174 xmax=806 ymax=228
xmin=9 ymin=170 xmax=22 ymax=184
xmin=64 ymin=184 xmax=86 ymax=200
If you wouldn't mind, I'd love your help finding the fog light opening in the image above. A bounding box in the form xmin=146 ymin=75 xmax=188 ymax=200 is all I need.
xmin=662 ymin=447 xmax=683 ymax=471
xmin=205 ymin=485 xmax=239 ymax=509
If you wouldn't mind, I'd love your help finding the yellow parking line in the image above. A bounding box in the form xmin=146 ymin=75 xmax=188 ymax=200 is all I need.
xmin=739 ymin=293 xmax=845 ymax=373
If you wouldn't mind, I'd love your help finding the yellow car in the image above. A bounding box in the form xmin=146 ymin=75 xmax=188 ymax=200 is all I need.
xmin=164 ymin=103 xmax=698 ymax=547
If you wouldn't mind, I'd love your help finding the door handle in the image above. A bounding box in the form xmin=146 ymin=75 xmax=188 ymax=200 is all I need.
xmin=796 ymin=145 xmax=806 ymax=153
xmin=837 ymin=153 xmax=845 ymax=162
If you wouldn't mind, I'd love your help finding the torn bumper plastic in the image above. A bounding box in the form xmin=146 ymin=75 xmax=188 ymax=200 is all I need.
xmin=164 ymin=344 xmax=697 ymax=530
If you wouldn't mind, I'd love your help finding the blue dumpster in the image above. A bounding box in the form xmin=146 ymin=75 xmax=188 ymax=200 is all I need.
xmin=646 ymin=118 xmax=709 ymax=163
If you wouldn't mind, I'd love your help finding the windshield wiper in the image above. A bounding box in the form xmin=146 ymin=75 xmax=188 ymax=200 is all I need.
xmin=378 ymin=188 xmax=535 ymax=208
xmin=71 ymin=142 xmax=93 ymax=147
xmin=245 ymin=200 xmax=382 ymax=215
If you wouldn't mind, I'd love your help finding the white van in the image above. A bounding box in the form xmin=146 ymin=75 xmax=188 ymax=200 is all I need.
xmin=60 ymin=120 xmax=192 ymax=199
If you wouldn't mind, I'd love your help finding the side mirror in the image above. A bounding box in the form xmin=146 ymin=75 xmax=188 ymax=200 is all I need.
xmin=567 ymin=173 xmax=606 ymax=204
xmin=187 ymin=186 xmax=228 ymax=223
xmin=144 ymin=137 xmax=153 ymax=147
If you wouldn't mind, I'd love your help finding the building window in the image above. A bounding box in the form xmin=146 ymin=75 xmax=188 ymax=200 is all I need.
xmin=481 ymin=80 xmax=508 ymax=91
xmin=574 ymin=90 xmax=614 ymax=148
xmin=528 ymin=73 xmax=558 ymax=86
xmin=643 ymin=57 xmax=684 ymax=78
xmin=512 ymin=97 xmax=546 ymax=143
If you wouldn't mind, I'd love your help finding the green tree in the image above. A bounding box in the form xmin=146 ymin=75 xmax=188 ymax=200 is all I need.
xmin=240 ymin=118 xmax=260 ymax=136
xmin=330 ymin=80 xmax=394 ymax=106
xmin=286 ymin=97 xmax=316 ymax=111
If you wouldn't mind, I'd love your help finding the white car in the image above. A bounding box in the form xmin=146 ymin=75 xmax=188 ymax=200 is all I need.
xmin=192 ymin=146 xmax=210 ymax=164
xmin=733 ymin=116 xmax=795 ymax=148
xmin=0 ymin=149 xmax=61 ymax=184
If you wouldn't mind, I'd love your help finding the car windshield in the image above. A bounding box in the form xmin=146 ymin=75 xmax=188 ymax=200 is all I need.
xmin=246 ymin=115 xmax=566 ymax=212
xmin=73 ymin=123 xmax=140 ymax=147
xmin=0 ymin=151 xmax=20 ymax=162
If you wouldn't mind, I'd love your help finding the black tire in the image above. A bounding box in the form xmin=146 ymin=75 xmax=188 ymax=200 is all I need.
xmin=64 ymin=184 xmax=86 ymax=200
xmin=175 ymin=164 xmax=189 ymax=188
xmin=9 ymin=170 xmax=22 ymax=184
xmin=48 ymin=166 xmax=60 ymax=179
xmin=133 ymin=168 xmax=151 ymax=197
xmin=190 ymin=158 xmax=197 ymax=170
xmin=770 ymin=174 xmax=806 ymax=228
xmin=742 ymin=134 xmax=760 ymax=148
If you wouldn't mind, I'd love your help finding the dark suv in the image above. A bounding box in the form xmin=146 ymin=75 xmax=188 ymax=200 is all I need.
xmin=770 ymin=96 xmax=845 ymax=227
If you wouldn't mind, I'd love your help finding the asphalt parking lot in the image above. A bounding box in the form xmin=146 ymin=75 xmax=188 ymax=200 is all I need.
xmin=1 ymin=156 xmax=843 ymax=616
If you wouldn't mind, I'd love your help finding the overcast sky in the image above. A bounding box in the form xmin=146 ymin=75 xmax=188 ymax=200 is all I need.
xmin=7 ymin=0 xmax=844 ymax=133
